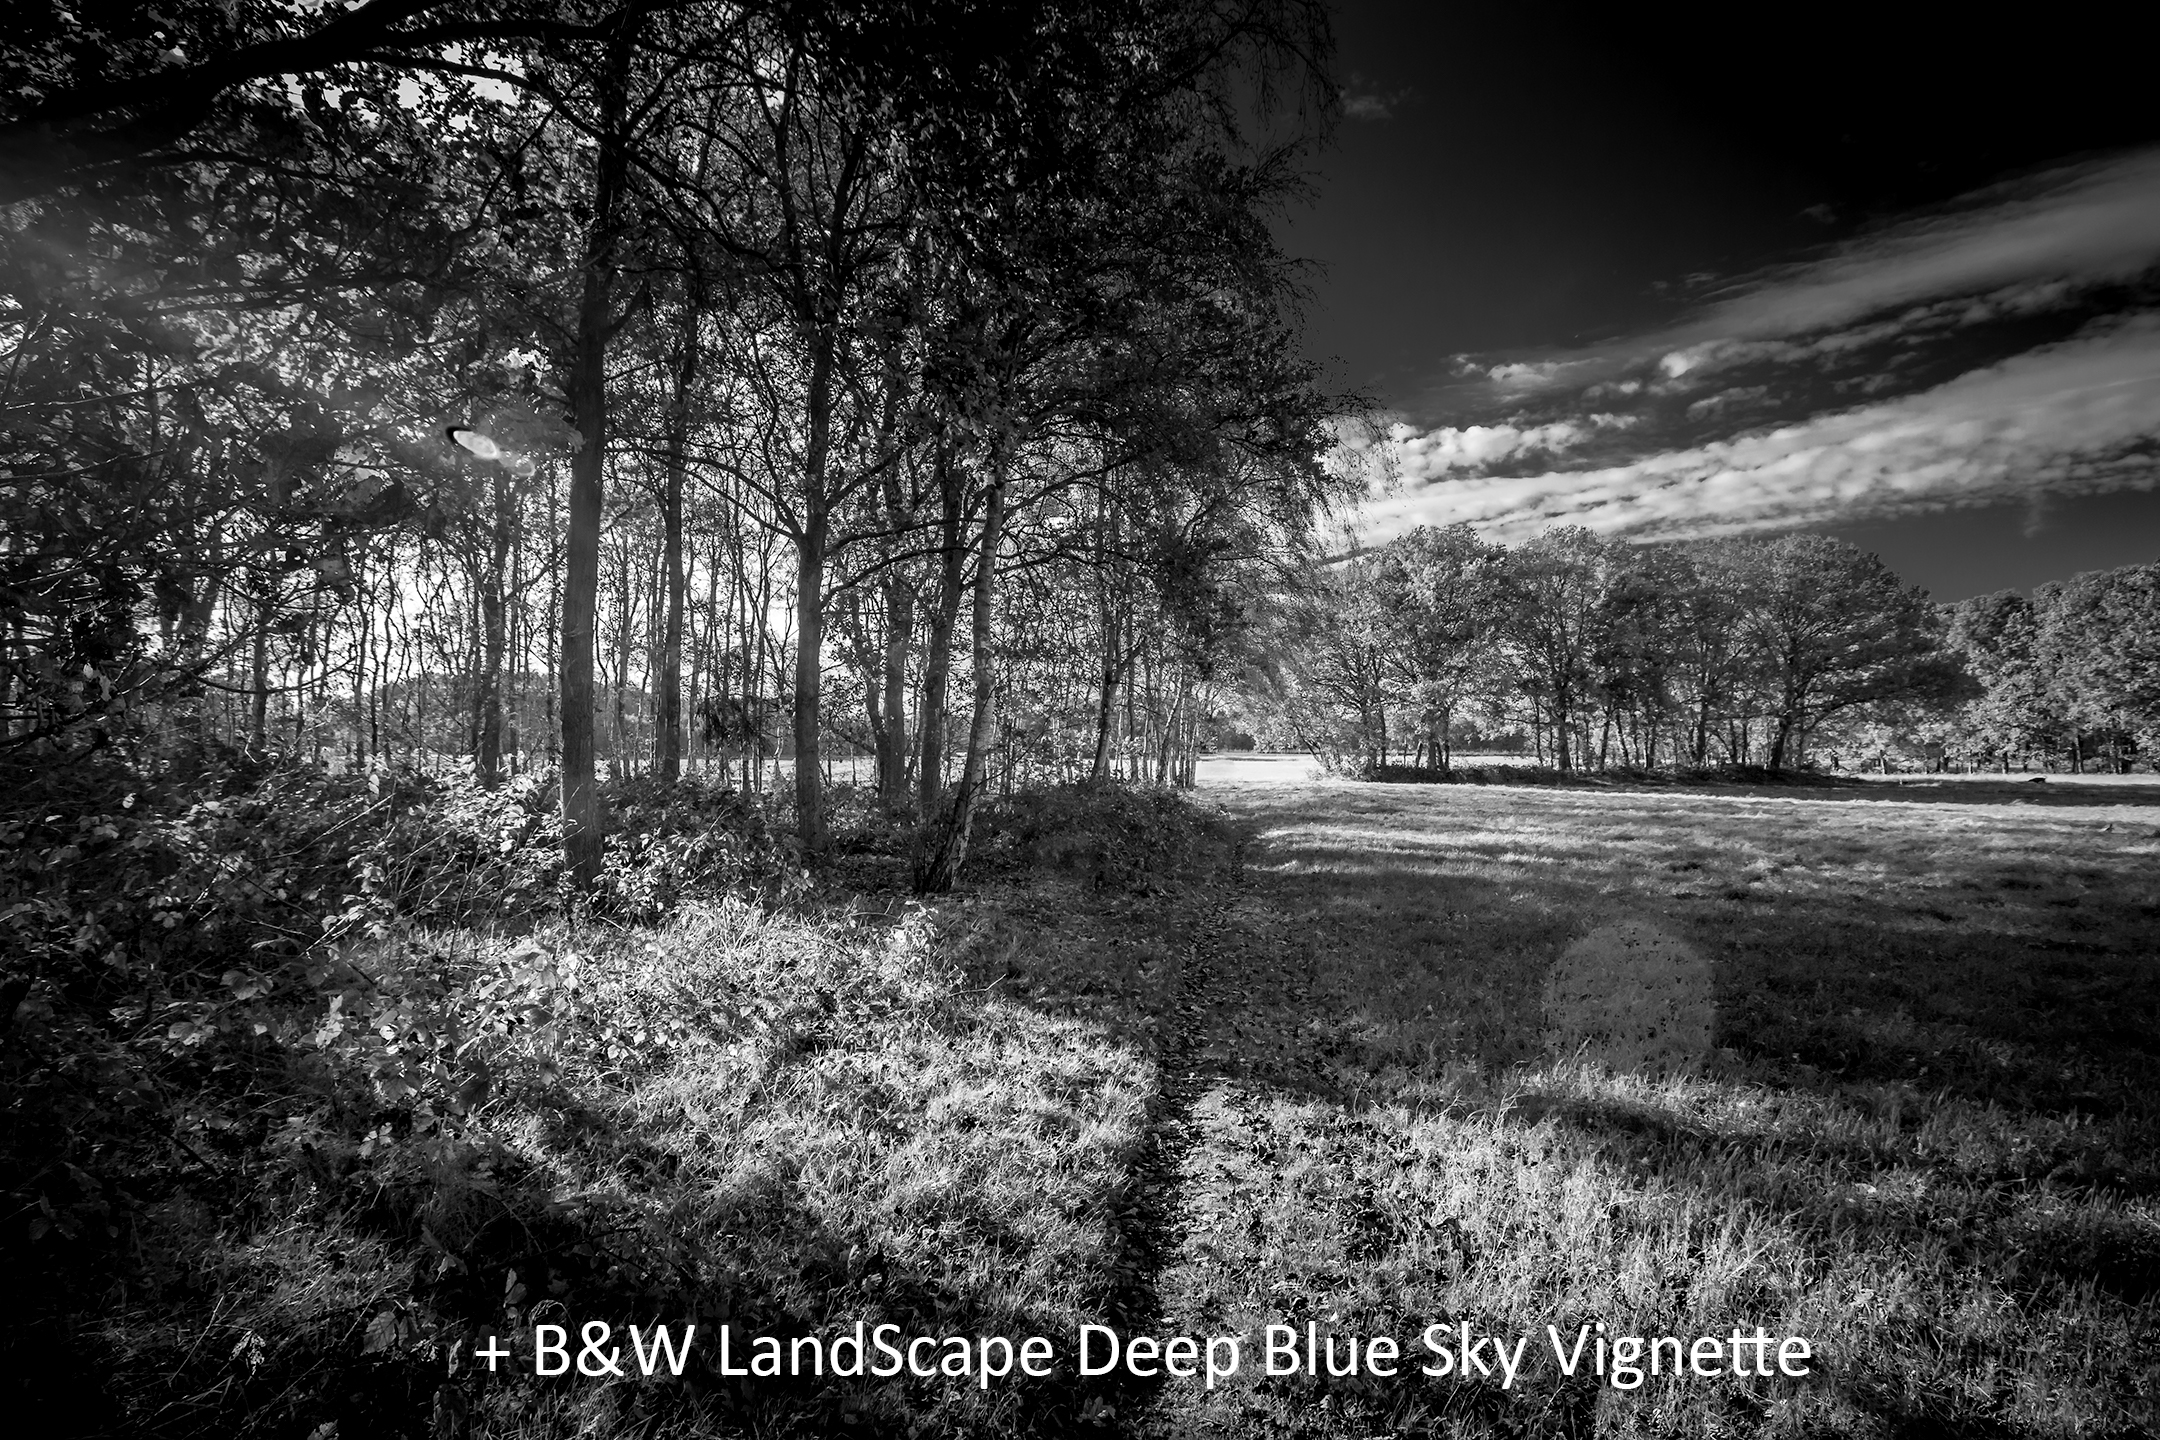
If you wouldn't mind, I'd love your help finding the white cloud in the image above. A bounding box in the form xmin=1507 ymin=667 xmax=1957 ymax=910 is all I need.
xmin=1390 ymin=414 xmax=1636 ymax=479
xmin=1360 ymin=315 xmax=2160 ymax=544
xmin=1380 ymin=146 xmax=2160 ymax=544
xmin=1684 ymin=386 xmax=1767 ymax=419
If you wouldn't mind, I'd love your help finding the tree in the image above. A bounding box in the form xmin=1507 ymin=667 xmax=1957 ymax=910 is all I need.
xmin=2037 ymin=564 xmax=2160 ymax=773
xmin=1734 ymin=534 xmax=1970 ymax=770
xmin=1656 ymin=541 xmax=1756 ymax=767
xmin=1495 ymin=527 xmax=1609 ymax=772
xmin=1369 ymin=523 xmax=1502 ymax=773
xmin=1946 ymin=590 xmax=2057 ymax=769
xmin=0 ymin=2 xmax=611 ymax=203
xmin=4 ymin=0 xmax=1352 ymax=903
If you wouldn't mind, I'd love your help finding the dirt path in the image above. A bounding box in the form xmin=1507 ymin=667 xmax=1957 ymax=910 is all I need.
xmin=1110 ymin=832 xmax=1349 ymax=1439
xmin=1098 ymin=889 xmax=1224 ymax=1435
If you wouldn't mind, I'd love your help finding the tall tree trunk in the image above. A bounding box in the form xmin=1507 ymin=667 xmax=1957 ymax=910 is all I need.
xmin=1090 ymin=647 xmax=1120 ymax=782
xmin=916 ymin=465 xmax=1004 ymax=893
xmin=878 ymin=572 xmax=913 ymax=804
xmin=691 ymin=546 xmax=718 ymax=776
xmin=792 ymin=498 xmax=828 ymax=848
xmin=507 ymin=514 xmax=524 ymax=775
xmin=610 ymin=534 xmax=633 ymax=783
xmin=1769 ymin=711 xmax=1796 ymax=771
xmin=917 ymin=449 xmax=963 ymax=810
xmin=1373 ymin=668 xmax=1387 ymax=770
xmin=1088 ymin=494 xmax=1120 ymax=782
xmin=657 ymin=314 xmax=695 ymax=783
xmin=248 ymin=587 xmax=271 ymax=751
xmin=352 ymin=560 xmax=370 ymax=769
xmin=558 ymin=17 xmax=634 ymax=890
xmin=476 ymin=471 xmax=511 ymax=787
xmin=791 ymin=331 xmax=837 ymax=851
xmin=466 ymin=565 xmax=484 ymax=758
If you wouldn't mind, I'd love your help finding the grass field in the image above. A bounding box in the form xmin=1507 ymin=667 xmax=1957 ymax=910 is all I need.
xmin=1118 ymin=771 xmax=2160 ymax=1438
xmin=50 ymin=774 xmax=2159 ymax=1439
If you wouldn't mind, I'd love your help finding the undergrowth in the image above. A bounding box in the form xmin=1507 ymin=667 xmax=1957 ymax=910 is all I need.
xmin=1 ymin=754 xmax=1212 ymax=1438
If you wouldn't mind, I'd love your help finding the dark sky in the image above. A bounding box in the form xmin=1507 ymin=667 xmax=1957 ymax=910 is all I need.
xmin=1285 ymin=1 xmax=2160 ymax=599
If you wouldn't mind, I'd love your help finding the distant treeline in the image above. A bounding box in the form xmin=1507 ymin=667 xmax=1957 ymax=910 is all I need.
xmin=1261 ymin=524 xmax=2158 ymax=775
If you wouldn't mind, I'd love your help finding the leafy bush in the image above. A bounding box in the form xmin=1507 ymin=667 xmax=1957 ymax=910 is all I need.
xmin=346 ymin=772 xmax=804 ymax=928
xmin=0 ymin=748 xmax=819 ymax=1438
xmin=599 ymin=776 xmax=807 ymax=920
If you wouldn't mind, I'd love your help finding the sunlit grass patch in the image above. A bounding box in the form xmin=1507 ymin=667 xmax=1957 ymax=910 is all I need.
xmin=461 ymin=897 xmax=1167 ymax=1438
xmin=64 ymin=888 xmax=1168 ymax=1440
xmin=1156 ymin=1058 xmax=2158 ymax=1438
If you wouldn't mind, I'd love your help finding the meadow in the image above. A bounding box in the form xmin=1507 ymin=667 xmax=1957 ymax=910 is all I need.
xmin=1136 ymin=765 xmax=2160 ymax=1438
xmin=22 ymin=769 xmax=2158 ymax=1439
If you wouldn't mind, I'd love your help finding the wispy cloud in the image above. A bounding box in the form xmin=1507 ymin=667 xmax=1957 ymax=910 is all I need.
xmin=1363 ymin=315 xmax=2160 ymax=544
xmin=1680 ymin=151 xmax=2160 ymax=343
xmin=1366 ymin=146 xmax=2160 ymax=542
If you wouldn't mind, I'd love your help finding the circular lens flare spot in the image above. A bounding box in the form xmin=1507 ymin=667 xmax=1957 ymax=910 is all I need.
xmin=446 ymin=426 xmax=502 ymax=461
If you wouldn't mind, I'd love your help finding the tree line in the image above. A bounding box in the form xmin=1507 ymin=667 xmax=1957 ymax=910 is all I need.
xmin=2 ymin=0 xmax=1354 ymax=891
xmin=1921 ymin=564 xmax=2159 ymax=774
xmin=1268 ymin=523 xmax=2158 ymax=776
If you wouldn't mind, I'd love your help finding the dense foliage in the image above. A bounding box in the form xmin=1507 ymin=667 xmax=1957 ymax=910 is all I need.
xmin=0 ymin=730 xmax=1247 ymax=1436
xmin=1267 ymin=525 xmax=1963 ymax=774
xmin=1 ymin=0 xmax=1350 ymax=892
xmin=1928 ymin=563 xmax=2160 ymax=773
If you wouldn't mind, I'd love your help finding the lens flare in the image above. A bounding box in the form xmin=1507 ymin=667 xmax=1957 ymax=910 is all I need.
xmin=446 ymin=426 xmax=502 ymax=461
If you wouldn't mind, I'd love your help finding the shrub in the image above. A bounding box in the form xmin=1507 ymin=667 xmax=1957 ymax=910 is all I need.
xmin=0 ymin=749 xmax=812 ymax=1438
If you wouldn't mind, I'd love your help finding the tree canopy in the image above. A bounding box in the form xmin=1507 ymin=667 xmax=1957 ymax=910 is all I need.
xmin=3 ymin=0 xmax=1352 ymax=892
